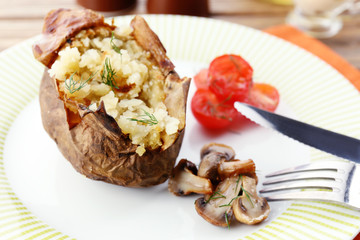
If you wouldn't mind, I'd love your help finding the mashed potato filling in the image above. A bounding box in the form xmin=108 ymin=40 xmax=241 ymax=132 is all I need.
xmin=49 ymin=25 xmax=180 ymax=156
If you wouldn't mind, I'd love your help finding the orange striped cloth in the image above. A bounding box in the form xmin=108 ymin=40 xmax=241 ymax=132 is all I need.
xmin=264 ymin=24 xmax=360 ymax=92
xmin=264 ymin=24 xmax=360 ymax=240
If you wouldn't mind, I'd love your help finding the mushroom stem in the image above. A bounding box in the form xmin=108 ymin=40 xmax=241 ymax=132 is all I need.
xmin=168 ymin=159 xmax=213 ymax=196
xmin=218 ymin=159 xmax=256 ymax=179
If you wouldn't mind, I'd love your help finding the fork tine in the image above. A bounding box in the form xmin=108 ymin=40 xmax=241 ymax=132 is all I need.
xmin=260 ymin=180 xmax=341 ymax=193
xmin=264 ymin=191 xmax=344 ymax=203
xmin=266 ymin=163 xmax=337 ymax=177
xmin=260 ymin=161 xmax=359 ymax=209
xmin=263 ymin=171 xmax=340 ymax=185
xmin=265 ymin=161 xmax=354 ymax=178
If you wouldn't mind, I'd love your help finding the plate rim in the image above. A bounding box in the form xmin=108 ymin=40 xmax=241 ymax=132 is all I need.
xmin=0 ymin=14 xmax=359 ymax=240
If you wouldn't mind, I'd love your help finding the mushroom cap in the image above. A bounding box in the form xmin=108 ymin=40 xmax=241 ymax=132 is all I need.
xmin=168 ymin=159 xmax=213 ymax=196
xmin=233 ymin=176 xmax=270 ymax=224
xmin=198 ymin=143 xmax=235 ymax=184
xmin=194 ymin=175 xmax=241 ymax=227
xmin=200 ymin=143 xmax=236 ymax=160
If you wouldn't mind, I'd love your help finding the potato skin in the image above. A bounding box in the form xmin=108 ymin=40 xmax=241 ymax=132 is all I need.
xmin=40 ymin=69 xmax=187 ymax=187
xmin=33 ymin=8 xmax=111 ymax=68
xmin=37 ymin=10 xmax=190 ymax=187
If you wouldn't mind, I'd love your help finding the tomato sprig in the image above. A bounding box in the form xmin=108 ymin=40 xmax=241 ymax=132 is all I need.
xmin=191 ymin=54 xmax=279 ymax=129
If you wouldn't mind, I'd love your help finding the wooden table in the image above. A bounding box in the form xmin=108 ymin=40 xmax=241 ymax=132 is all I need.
xmin=1 ymin=0 xmax=360 ymax=239
xmin=1 ymin=0 xmax=360 ymax=68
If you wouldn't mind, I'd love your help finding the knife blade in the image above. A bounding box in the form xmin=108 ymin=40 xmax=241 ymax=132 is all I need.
xmin=234 ymin=102 xmax=360 ymax=164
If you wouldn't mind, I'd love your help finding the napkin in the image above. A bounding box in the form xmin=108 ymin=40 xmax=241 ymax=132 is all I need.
xmin=264 ymin=24 xmax=360 ymax=240
xmin=264 ymin=24 xmax=360 ymax=93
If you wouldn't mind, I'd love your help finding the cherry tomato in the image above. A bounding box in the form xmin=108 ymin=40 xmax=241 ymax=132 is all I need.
xmin=208 ymin=54 xmax=253 ymax=103
xmin=246 ymin=83 xmax=280 ymax=112
xmin=191 ymin=89 xmax=238 ymax=129
xmin=194 ymin=68 xmax=209 ymax=89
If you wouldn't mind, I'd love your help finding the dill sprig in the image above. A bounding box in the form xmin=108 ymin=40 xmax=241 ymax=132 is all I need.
xmin=241 ymin=186 xmax=254 ymax=207
xmin=219 ymin=196 xmax=240 ymax=208
xmin=206 ymin=93 xmax=234 ymax=121
xmin=240 ymin=175 xmax=254 ymax=207
xmin=234 ymin=175 xmax=241 ymax=193
xmin=128 ymin=109 xmax=158 ymax=126
xmin=110 ymin=31 xmax=122 ymax=54
xmin=205 ymin=191 xmax=226 ymax=204
xmin=224 ymin=211 xmax=230 ymax=229
xmin=219 ymin=175 xmax=253 ymax=208
xmin=85 ymin=103 xmax=96 ymax=111
xmin=101 ymin=57 xmax=118 ymax=89
xmin=219 ymin=175 xmax=241 ymax=207
xmin=65 ymin=71 xmax=96 ymax=94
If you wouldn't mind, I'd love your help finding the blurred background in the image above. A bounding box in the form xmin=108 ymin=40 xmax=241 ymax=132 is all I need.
xmin=1 ymin=0 xmax=359 ymax=68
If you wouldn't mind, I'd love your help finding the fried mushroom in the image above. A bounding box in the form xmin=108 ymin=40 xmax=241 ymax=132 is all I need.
xmin=218 ymin=158 xmax=256 ymax=179
xmin=233 ymin=176 xmax=270 ymax=225
xmin=195 ymin=175 xmax=242 ymax=227
xmin=198 ymin=143 xmax=235 ymax=184
xmin=168 ymin=159 xmax=213 ymax=196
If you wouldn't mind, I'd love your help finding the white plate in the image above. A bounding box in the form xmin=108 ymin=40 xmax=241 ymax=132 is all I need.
xmin=0 ymin=15 xmax=360 ymax=240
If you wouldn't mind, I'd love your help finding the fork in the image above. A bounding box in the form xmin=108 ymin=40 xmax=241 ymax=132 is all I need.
xmin=259 ymin=161 xmax=360 ymax=210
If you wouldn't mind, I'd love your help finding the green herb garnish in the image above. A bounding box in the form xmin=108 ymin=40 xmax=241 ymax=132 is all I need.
xmin=224 ymin=211 xmax=230 ymax=229
xmin=241 ymin=185 xmax=254 ymax=207
xmin=219 ymin=196 xmax=240 ymax=208
xmin=85 ymin=103 xmax=95 ymax=110
xmin=205 ymin=190 xmax=226 ymax=203
xmin=219 ymin=175 xmax=245 ymax=207
xmin=65 ymin=71 xmax=96 ymax=94
xmin=240 ymin=175 xmax=254 ymax=207
xmin=235 ymin=175 xmax=241 ymax=193
xmin=205 ymin=93 xmax=234 ymax=121
xmin=110 ymin=31 xmax=122 ymax=54
xmin=101 ymin=57 xmax=118 ymax=89
xmin=128 ymin=109 xmax=158 ymax=126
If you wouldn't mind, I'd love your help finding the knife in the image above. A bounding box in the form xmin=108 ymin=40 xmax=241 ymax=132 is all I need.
xmin=234 ymin=102 xmax=360 ymax=164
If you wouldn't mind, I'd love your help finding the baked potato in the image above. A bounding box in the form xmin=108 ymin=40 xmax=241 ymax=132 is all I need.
xmin=33 ymin=9 xmax=190 ymax=187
